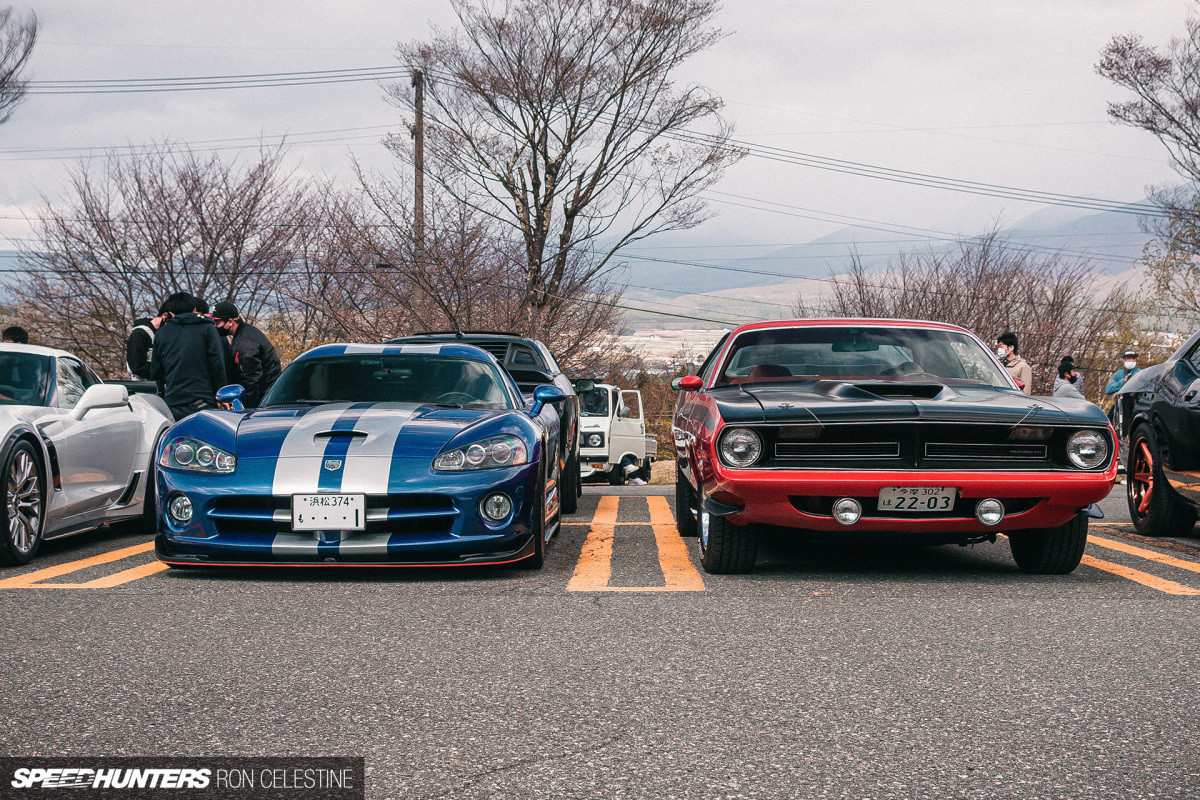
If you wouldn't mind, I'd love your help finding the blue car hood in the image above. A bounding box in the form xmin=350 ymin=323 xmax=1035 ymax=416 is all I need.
xmin=235 ymin=402 xmax=501 ymax=461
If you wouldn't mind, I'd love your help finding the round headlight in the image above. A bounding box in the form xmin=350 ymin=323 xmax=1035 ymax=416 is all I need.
xmin=168 ymin=493 xmax=193 ymax=524
xmin=481 ymin=492 xmax=513 ymax=522
xmin=587 ymin=434 xmax=602 ymax=448
xmin=719 ymin=428 xmax=763 ymax=468
xmin=1067 ymin=430 xmax=1108 ymax=469
xmin=173 ymin=442 xmax=195 ymax=465
xmin=490 ymin=440 xmax=513 ymax=465
xmin=833 ymin=497 xmax=862 ymax=526
xmin=466 ymin=444 xmax=487 ymax=465
xmin=976 ymin=498 xmax=1005 ymax=526
xmin=195 ymin=446 xmax=215 ymax=467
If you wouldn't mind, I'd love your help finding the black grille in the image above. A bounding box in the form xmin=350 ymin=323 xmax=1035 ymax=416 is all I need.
xmin=925 ymin=443 xmax=1047 ymax=460
xmin=208 ymin=494 xmax=457 ymax=537
xmin=474 ymin=342 xmax=510 ymax=361
xmin=776 ymin=442 xmax=900 ymax=459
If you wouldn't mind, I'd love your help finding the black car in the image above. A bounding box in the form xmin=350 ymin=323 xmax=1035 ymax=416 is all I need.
xmin=387 ymin=331 xmax=590 ymax=514
xmin=1118 ymin=330 xmax=1200 ymax=537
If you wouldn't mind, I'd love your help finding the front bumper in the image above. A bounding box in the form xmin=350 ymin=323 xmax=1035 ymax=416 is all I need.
xmin=702 ymin=465 xmax=1117 ymax=533
xmin=154 ymin=459 xmax=541 ymax=567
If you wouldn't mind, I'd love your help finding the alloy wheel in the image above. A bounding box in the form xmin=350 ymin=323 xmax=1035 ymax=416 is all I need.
xmin=1130 ymin=438 xmax=1153 ymax=517
xmin=8 ymin=451 xmax=40 ymax=553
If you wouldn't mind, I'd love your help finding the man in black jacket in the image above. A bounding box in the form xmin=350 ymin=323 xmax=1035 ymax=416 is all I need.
xmin=151 ymin=292 xmax=227 ymax=420
xmin=212 ymin=302 xmax=282 ymax=408
xmin=125 ymin=304 xmax=169 ymax=380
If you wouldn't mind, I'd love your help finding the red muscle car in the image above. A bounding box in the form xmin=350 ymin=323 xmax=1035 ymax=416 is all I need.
xmin=670 ymin=319 xmax=1116 ymax=574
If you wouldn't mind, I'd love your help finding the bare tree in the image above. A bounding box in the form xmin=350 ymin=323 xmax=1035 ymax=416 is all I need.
xmin=281 ymin=175 xmax=625 ymax=370
xmin=1097 ymin=6 xmax=1200 ymax=319
xmin=0 ymin=6 xmax=37 ymax=125
xmin=820 ymin=234 xmax=1167 ymax=400
xmin=12 ymin=144 xmax=312 ymax=377
xmin=388 ymin=0 xmax=743 ymax=333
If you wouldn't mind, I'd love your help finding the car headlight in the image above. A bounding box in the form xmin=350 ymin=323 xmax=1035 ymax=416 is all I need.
xmin=159 ymin=436 xmax=236 ymax=473
xmin=584 ymin=432 xmax=604 ymax=448
xmin=718 ymin=427 xmax=763 ymax=468
xmin=1066 ymin=430 xmax=1108 ymax=469
xmin=434 ymin=434 xmax=528 ymax=471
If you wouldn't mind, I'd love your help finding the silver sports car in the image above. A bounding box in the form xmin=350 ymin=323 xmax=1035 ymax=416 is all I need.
xmin=0 ymin=344 xmax=173 ymax=565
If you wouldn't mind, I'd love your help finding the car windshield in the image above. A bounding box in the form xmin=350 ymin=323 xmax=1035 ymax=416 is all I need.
xmin=717 ymin=326 xmax=1013 ymax=388
xmin=580 ymin=388 xmax=610 ymax=417
xmin=264 ymin=355 xmax=513 ymax=409
xmin=0 ymin=352 xmax=50 ymax=406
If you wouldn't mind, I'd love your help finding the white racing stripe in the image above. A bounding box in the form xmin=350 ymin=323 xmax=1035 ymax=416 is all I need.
xmin=271 ymin=533 xmax=321 ymax=556
xmin=270 ymin=532 xmax=392 ymax=557
xmin=270 ymin=403 xmax=355 ymax=495
xmin=339 ymin=404 xmax=419 ymax=494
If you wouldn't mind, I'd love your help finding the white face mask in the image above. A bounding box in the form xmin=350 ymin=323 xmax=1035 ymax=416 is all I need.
xmin=1124 ymin=360 xmax=1136 ymax=370
xmin=996 ymin=346 xmax=1008 ymax=359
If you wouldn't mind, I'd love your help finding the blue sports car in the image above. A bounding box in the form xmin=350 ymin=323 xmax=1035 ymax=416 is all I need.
xmin=154 ymin=343 xmax=567 ymax=569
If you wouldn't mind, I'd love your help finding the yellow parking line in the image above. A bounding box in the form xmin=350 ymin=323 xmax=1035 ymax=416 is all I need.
xmin=0 ymin=541 xmax=156 ymax=589
xmin=36 ymin=560 xmax=170 ymax=588
xmin=1079 ymin=554 xmax=1200 ymax=596
xmin=648 ymin=496 xmax=705 ymax=591
xmin=566 ymin=496 xmax=617 ymax=591
xmin=1088 ymin=533 xmax=1200 ymax=575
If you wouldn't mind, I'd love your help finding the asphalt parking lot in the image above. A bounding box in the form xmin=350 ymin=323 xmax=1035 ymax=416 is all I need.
xmin=3 ymin=483 xmax=1199 ymax=799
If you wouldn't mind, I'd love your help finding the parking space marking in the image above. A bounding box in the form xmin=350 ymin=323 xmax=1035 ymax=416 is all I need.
xmin=0 ymin=541 xmax=164 ymax=589
xmin=1088 ymin=533 xmax=1200 ymax=576
xmin=1079 ymin=554 xmax=1200 ymax=596
xmin=567 ymin=496 xmax=705 ymax=592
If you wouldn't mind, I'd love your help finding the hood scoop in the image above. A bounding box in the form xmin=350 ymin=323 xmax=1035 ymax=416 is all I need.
xmin=811 ymin=381 xmax=954 ymax=401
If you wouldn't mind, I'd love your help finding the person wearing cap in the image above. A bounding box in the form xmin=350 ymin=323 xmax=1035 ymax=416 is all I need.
xmin=150 ymin=291 xmax=227 ymax=420
xmin=996 ymin=332 xmax=1033 ymax=395
xmin=212 ymin=302 xmax=282 ymax=408
xmin=125 ymin=304 xmax=170 ymax=380
xmin=1052 ymin=357 xmax=1086 ymax=400
xmin=1106 ymin=350 xmax=1140 ymax=395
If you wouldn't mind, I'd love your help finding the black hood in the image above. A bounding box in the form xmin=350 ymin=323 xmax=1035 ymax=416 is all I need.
xmin=708 ymin=380 xmax=1109 ymax=427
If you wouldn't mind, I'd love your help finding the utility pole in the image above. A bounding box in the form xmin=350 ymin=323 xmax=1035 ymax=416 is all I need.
xmin=411 ymin=69 xmax=426 ymax=268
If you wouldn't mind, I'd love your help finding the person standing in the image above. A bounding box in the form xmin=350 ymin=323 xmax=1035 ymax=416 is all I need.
xmin=125 ymin=305 xmax=170 ymax=380
xmin=1105 ymin=349 xmax=1140 ymax=395
xmin=212 ymin=302 xmax=282 ymax=408
xmin=996 ymin=332 xmax=1033 ymax=395
xmin=2 ymin=326 xmax=29 ymax=344
xmin=151 ymin=292 xmax=227 ymax=420
xmin=1052 ymin=357 xmax=1086 ymax=400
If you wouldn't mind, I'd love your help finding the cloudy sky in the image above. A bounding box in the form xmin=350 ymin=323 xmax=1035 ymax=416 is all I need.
xmin=0 ymin=0 xmax=1189 ymax=265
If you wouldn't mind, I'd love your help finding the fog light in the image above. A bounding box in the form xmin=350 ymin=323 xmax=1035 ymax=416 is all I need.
xmin=833 ymin=497 xmax=862 ymax=526
xmin=168 ymin=493 xmax=193 ymax=524
xmin=976 ymin=498 xmax=1004 ymax=526
xmin=481 ymin=492 xmax=512 ymax=523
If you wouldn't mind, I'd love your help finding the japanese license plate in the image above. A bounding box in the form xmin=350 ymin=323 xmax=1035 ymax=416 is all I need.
xmin=878 ymin=487 xmax=957 ymax=512
xmin=292 ymin=494 xmax=366 ymax=531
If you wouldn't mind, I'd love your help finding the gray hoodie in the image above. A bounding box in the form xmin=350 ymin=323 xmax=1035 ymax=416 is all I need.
xmin=1052 ymin=375 xmax=1086 ymax=401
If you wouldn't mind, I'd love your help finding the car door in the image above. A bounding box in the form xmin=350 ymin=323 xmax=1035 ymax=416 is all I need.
xmin=610 ymin=390 xmax=646 ymax=461
xmin=45 ymin=357 xmax=141 ymax=518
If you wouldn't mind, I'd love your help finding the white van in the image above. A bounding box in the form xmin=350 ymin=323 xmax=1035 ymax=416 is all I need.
xmin=577 ymin=383 xmax=657 ymax=485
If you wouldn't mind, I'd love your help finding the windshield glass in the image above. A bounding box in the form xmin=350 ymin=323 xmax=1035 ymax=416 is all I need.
xmin=580 ymin=388 xmax=610 ymax=417
xmin=717 ymin=326 xmax=1012 ymax=388
xmin=264 ymin=355 xmax=513 ymax=409
xmin=0 ymin=353 xmax=50 ymax=406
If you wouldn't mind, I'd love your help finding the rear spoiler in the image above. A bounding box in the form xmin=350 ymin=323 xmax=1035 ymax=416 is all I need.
xmin=108 ymin=380 xmax=158 ymax=396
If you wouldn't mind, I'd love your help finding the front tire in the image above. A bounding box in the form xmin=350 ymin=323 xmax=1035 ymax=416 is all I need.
xmin=1127 ymin=423 xmax=1196 ymax=537
xmin=675 ymin=466 xmax=698 ymax=537
xmin=698 ymin=506 xmax=757 ymax=574
xmin=1008 ymin=513 xmax=1088 ymax=574
xmin=561 ymin=451 xmax=580 ymax=515
xmin=519 ymin=458 xmax=549 ymax=570
xmin=0 ymin=441 xmax=45 ymax=566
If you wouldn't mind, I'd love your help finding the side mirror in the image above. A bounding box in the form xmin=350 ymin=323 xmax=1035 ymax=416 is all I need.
xmin=573 ymin=379 xmax=595 ymax=394
xmin=673 ymin=375 xmax=703 ymax=391
xmin=529 ymin=384 xmax=567 ymax=417
xmin=1013 ymin=377 xmax=1026 ymax=391
xmin=72 ymin=384 xmax=129 ymax=420
xmin=216 ymin=384 xmax=246 ymax=412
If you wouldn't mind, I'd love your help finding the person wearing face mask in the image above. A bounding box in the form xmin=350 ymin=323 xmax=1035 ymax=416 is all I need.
xmin=995 ymin=332 xmax=1033 ymax=395
xmin=1053 ymin=357 xmax=1086 ymax=400
xmin=1105 ymin=349 xmax=1140 ymax=396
